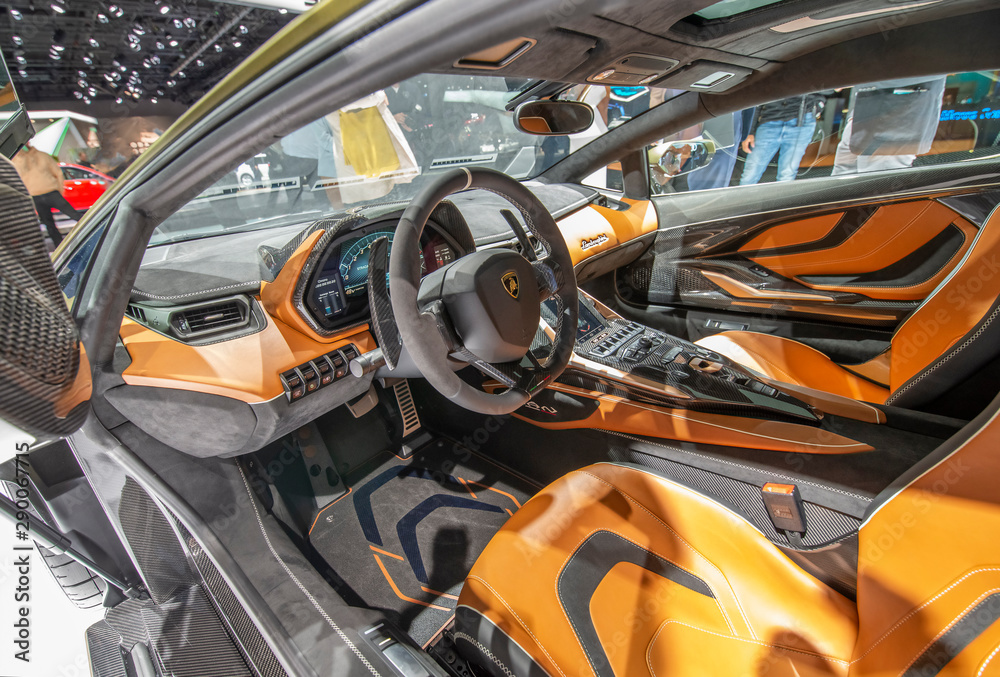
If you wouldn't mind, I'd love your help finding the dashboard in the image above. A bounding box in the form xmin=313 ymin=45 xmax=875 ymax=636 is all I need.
xmin=303 ymin=220 xmax=460 ymax=331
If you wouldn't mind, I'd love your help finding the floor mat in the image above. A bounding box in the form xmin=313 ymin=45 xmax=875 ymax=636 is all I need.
xmin=309 ymin=438 xmax=537 ymax=645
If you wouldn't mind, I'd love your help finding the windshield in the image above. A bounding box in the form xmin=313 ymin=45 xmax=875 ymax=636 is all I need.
xmin=151 ymin=73 xmax=664 ymax=245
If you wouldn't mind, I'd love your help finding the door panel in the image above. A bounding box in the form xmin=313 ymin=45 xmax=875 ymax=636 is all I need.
xmin=741 ymin=201 xmax=976 ymax=300
xmin=617 ymin=163 xmax=1000 ymax=333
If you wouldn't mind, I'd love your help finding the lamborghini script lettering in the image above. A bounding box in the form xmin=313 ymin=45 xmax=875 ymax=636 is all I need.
xmin=580 ymin=234 xmax=609 ymax=250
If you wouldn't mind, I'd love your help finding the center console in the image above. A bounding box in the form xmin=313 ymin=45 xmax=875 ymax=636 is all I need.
xmin=541 ymin=295 xmax=820 ymax=424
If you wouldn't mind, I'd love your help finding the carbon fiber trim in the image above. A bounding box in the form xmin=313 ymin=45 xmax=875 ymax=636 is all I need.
xmin=86 ymin=620 xmax=128 ymax=677
xmin=118 ymin=477 xmax=195 ymax=603
xmin=0 ymin=155 xmax=86 ymax=436
xmin=180 ymin=523 xmax=289 ymax=677
xmin=608 ymin=446 xmax=861 ymax=549
xmin=142 ymin=585 xmax=253 ymax=677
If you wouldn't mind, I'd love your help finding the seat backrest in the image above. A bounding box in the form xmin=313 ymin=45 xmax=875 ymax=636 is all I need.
xmin=888 ymin=203 xmax=1000 ymax=409
xmin=851 ymin=396 xmax=1000 ymax=675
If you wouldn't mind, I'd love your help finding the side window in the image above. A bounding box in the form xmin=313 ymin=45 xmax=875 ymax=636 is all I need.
xmin=648 ymin=69 xmax=1000 ymax=196
xmin=61 ymin=166 xmax=87 ymax=180
xmin=57 ymin=225 xmax=105 ymax=309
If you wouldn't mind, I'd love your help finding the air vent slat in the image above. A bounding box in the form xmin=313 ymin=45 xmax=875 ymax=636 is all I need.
xmin=173 ymin=299 xmax=250 ymax=337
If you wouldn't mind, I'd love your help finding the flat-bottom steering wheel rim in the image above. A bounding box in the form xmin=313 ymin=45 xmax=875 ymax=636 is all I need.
xmin=389 ymin=167 xmax=578 ymax=415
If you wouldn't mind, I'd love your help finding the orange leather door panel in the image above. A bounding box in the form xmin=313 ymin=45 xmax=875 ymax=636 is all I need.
xmin=743 ymin=200 xmax=976 ymax=301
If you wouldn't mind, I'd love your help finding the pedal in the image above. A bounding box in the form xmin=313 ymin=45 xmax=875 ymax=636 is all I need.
xmin=393 ymin=379 xmax=423 ymax=438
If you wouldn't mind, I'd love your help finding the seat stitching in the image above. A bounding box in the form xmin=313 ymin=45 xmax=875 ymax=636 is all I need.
xmin=978 ymin=642 xmax=1000 ymax=676
xmin=235 ymin=466 xmax=380 ymax=676
xmin=896 ymin=587 xmax=1000 ymax=676
xmin=887 ymin=303 xmax=1000 ymax=404
xmin=465 ymin=575 xmax=569 ymax=677
xmin=576 ymin=469 xmax=754 ymax=639
xmin=453 ymin=632 xmax=516 ymax=677
xmin=603 ymin=430 xmax=870 ymax=502
xmin=552 ymin=527 xmax=731 ymax=671
xmin=645 ymin=620 xmax=850 ymax=674
xmin=852 ymin=568 xmax=1000 ymax=663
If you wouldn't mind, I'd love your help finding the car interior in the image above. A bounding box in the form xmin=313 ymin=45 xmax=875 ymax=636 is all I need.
xmin=5 ymin=0 xmax=1000 ymax=675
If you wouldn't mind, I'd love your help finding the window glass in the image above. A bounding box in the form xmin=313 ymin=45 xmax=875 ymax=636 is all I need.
xmin=648 ymin=70 xmax=1000 ymax=196
xmin=61 ymin=166 xmax=89 ymax=180
xmin=57 ymin=225 xmax=104 ymax=309
xmin=693 ymin=0 xmax=788 ymax=20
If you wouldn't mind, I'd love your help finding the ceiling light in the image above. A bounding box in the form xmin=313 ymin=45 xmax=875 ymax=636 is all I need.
xmin=166 ymin=79 xmax=176 ymax=87
xmin=52 ymin=44 xmax=66 ymax=52
xmin=83 ymin=55 xmax=93 ymax=65
xmin=195 ymin=59 xmax=204 ymax=67
xmin=183 ymin=17 xmax=195 ymax=28
xmin=172 ymin=18 xmax=182 ymax=29
xmin=279 ymin=8 xmax=287 ymax=13
xmin=169 ymin=39 xmax=178 ymax=47
xmin=77 ymin=70 xmax=86 ymax=77
xmin=9 ymin=9 xmax=22 ymax=20
xmin=132 ymin=23 xmax=146 ymax=36
xmin=15 ymin=55 xmax=26 ymax=65
xmin=83 ymin=97 xmax=91 ymax=105
xmin=238 ymin=25 xmax=248 ymax=34
xmin=151 ymin=97 xmax=157 ymax=103
xmin=150 ymin=54 xmax=160 ymax=65
xmin=116 ymin=97 xmax=122 ymax=104
xmin=11 ymin=35 xmax=23 ymax=46
xmin=231 ymin=38 xmax=242 ymax=48
xmin=177 ymin=71 xmax=186 ymax=78
xmin=142 ymin=58 xmax=152 ymax=68
xmin=77 ymin=79 xmax=87 ymax=87
xmin=74 ymin=91 xmax=83 ymax=99
xmin=104 ymin=73 xmax=115 ymax=82
xmin=88 ymin=87 xmax=96 ymax=96
xmin=213 ymin=43 xmax=222 ymax=53
xmin=156 ymin=89 xmax=164 ymax=96
xmin=89 ymin=38 xmax=100 ymax=48
xmin=109 ymin=4 xmax=124 ymax=17
xmin=97 ymin=12 xmax=108 ymax=23
xmin=49 ymin=52 xmax=62 ymax=60
xmin=17 ymin=69 xmax=27 ymax=78
xmin=160 ymin=5 xmax=170 ymax=14
xmin=155 ymin=40 xmax=165 ymax=50
xmin=51 ymin=4 xmax=66 ymax=14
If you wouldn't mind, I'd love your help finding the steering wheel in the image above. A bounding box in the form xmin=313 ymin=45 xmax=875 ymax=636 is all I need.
xmin=389 ymin=168 xmax=578 ymax=415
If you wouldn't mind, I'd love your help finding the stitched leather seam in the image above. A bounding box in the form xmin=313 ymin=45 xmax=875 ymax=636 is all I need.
xmin=131 ymin=281 xmax=260 ymax=300
xmin=603 ymin=430 xmax=870 ymax=502
xmin=646 ymin=620 xmax=850 ymax=673
xmin=465 ymin=575 xmax=569 ymax=677
xmin=978 ymin=642 xmax=1000 ymax=676
xmin=236 ymin=466 xmax=379 ymax=675
xmin=853 ymin=568 xmax=1000 ymax=663
xmin=897 ymin=588 xmax=1000 ymax=676
xmin=553 ymin=528 xmax=722 ymax=674
xmin=576 ymin=470 xmax=752 ymax=639
xmin=453 ymin=632 xmax=516 ymax=677
xmin=888 ymin=302 xmax=1000 ymax=404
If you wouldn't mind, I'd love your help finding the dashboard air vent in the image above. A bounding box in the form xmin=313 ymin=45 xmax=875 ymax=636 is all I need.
xmin=173 ymin=299 xmax=250 ymax=338
xmin=125 ymin=304 xmax=147 ymax=323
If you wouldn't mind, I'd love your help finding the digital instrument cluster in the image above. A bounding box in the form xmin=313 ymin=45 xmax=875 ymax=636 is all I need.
xmin=304 ymin=220 xmax=458 ymax=330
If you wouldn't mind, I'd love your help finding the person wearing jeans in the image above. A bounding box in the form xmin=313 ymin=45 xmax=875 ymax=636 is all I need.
xmin=739 ymin=93 xmax=825 ymax=185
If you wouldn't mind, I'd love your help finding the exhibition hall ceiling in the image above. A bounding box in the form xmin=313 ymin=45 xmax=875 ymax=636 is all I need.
xmin=0 ymin=0 xmax=294 ymax=104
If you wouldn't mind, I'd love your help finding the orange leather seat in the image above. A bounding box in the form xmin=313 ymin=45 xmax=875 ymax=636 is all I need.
xmin=456 ymin=398 xmax=1000 ymax=676
xmin=692 ymin=204 xmax=1000 ymax=408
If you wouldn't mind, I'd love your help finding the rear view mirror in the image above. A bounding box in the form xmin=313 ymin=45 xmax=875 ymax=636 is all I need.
xmin=648 ymin=138 xmax=717 ymax=184
xmin=0 ymin=156 xmax=91 ymax=438
xmin=513 ymin=100 xmax=595 ymax=136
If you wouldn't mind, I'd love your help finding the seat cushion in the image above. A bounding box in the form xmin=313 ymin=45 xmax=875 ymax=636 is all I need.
xmin=456 ymin=463 xmax=858 ymax=677
xmin=696 ymin=331 xmax=890 ymax=403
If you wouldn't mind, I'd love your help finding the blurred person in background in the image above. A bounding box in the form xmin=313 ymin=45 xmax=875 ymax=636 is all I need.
xmin=739 ymin=93 xmax=825 ymax=185
xmin=11 ymin=141 xmax=86 ymax=246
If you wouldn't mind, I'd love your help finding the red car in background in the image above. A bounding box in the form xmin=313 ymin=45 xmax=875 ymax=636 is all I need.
xmin=59 ymin=162 xmax=113 ymax=210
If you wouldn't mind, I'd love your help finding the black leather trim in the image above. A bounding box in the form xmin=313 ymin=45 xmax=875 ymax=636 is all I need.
xmin=556 ymin=529 xmax=713 ymax=677
xmin=453 ymin=605 xmax=549 ymax=677
xmin=901 ymin=592 xmax=1000 ymax=677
